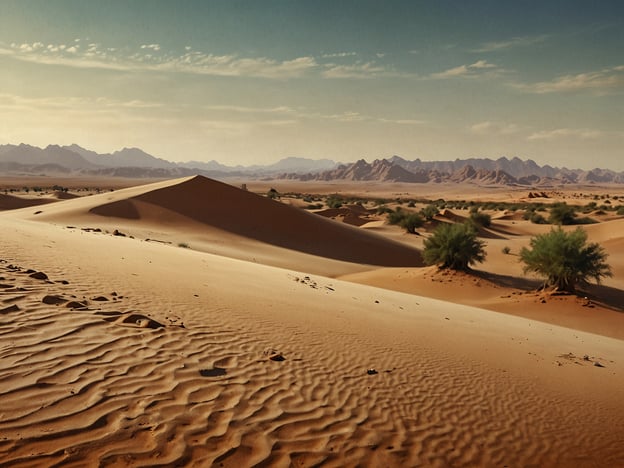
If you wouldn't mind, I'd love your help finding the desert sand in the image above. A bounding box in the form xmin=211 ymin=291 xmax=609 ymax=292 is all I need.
xmin=0 ymin=175 xmax=623 ymax=467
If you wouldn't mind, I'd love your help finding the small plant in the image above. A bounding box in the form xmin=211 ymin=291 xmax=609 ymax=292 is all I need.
xmin=469 ymin=210 xmax=492 ymax=228
xmin=401 ymin=213 xmax=425 ymax=234
xmin=387 ymin=208 xmax=406 ymax=225
xmin=178 ymin=242 xmax=190 ymax=249
xmin=267 ymin=188 xmax=279 ymax=199
xmin=423 ymin=222 xmax=486 ymax=271
xmin=387 ymin=209 xmax=424 ymax=234
xmin=502 ymin=246 xmax=511 ymax=255
xmin=529 ymin=212 xmax=547 ymax=224
xmin=326 ymin=195 xmax=344 ymax=209
xmin=549 ymin=202 xmax=577 ymax=225
xmin=420 ymin=204 xmax=440 ymax=221
xmin=520 ymin=227 xmax=612 ymax=292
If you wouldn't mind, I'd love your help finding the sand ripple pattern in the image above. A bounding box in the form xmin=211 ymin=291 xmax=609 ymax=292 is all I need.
xmin=0 ymin=260 xmax=623 ymax=467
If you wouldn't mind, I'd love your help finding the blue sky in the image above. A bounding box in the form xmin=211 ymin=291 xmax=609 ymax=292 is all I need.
xmin=1 ymin=0 xmax=623 ymax=169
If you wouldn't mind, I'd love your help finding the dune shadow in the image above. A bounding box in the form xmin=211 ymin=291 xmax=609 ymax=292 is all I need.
xmin=473 ymin=270 xmax=542 ymax=291
xmin=474 ymin=269 xmax=624 ymax=313
xmin=578 ymin=284 xmax=624 ymax=313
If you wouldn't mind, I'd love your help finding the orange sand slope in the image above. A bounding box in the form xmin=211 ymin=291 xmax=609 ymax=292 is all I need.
xmin=0 ymin=177 xmax=623 ymax=467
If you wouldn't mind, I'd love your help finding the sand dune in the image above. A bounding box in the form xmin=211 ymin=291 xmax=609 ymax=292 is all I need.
xmin=0 ymin=177 xmax=623 ymax=466
xmin=20 ymin=176 xmax=423 ymax=274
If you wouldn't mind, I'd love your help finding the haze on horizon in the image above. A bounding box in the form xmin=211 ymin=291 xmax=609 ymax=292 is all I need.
xmin=1 ymin=0 xmax=623 ymax=171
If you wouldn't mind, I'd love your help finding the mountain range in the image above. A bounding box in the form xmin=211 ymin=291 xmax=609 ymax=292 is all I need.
xmin=1 ymin=143 xmax=623 ymax=185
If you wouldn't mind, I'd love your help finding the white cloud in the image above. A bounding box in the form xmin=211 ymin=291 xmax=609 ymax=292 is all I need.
xmin=473 ymin=35 xmax=549 ymax=53
xmin=0 ymin=93 xmax=162 ymax=112
xmin=430 ymin=60 xmax=501 ymax=79
xmin=140 ymin=43 xmax=161 ymax=51
xmin=204 ymin=104 xmax=295 ymax=114
xmin=527 ymin=128 xmax=607 ymax=141
xmin=0 ymin=41 xmax=319 ymax=78
xmin=379 ymin=118 xmax=426 ymax=125
xmin=514 ymin=66 xmax=624 ymax=94
xmin=321 ymin=51 xmax=357 ymax=58
xmin=469 ymin=121 xmax=521 ymax=135
xmin=322 ymin=61 xmax=392 ymax=79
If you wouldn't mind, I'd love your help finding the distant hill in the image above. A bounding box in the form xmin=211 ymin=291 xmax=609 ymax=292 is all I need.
xmin=279 ymin=157 xmax=624 ymax=185
xmin=1 ymin=143 xmax=623 ymax=185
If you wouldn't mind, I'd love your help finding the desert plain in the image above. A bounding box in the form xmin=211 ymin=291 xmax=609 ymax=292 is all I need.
xmin=0 ymin=175 xmax=623 ymax=467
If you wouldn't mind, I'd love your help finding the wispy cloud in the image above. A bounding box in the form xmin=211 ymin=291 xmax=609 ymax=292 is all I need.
xmin=321 ymin=51 xmax=357 ymax=58
xmin=0 ymin=40 xmax=407 ymax=81
xmin=472 ymin=34 xmax=549 ymax=53
xmin=527 ymin=127 xmax=608 ymax=141
xmin=204 ymin=104 xmax=296 ymax=114
xmin=203 ymin=104 xmax=424 ymax=125
xmin=513 ymin=65 xmax=624 ymax=94
xmin=469 ymin=121 xmax=521 ymax=135
xmin=323 ymin=61 xmax=399 ymax=79
xmin=430 ymin=60 xmax=501 ymax=79
xmin=0 ymin=41 xmax=319 ymax=79
xmin=0 ymin=93 xmax=162 ymax=111
xmin=140 ymin=43 xmax=161 ymax=51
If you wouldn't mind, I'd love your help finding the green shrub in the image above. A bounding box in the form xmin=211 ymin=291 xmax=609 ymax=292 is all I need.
xmin=267 ymin=188 xmax=279 ymax=199
xmin=326 ymin=196 xmax=343 ymax=209
xmin=387 ymin=209 xmax=425 ymax=234
xmin=530 ymin=212 xmax=547 ymax=224
xmin=400 ymin=213 xmax=425 ymax=234
xmin=549 ymin=202 xmax=577 ymax=225
xmin=423 ymin=222 xmax=486 ymax=271
xmin=421 ymin=204 xmax=440 ymax=221
xmin=387 ymin=208 xmax=406 ymax=225
xmin=469 ymin=211 xmax=492 ymax=228
xmin=520 ymin=227 xmax=612 ymax=292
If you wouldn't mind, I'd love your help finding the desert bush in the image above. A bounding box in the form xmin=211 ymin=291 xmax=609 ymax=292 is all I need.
xmin=469 ymin=210 xmax=492 ymax=228
xmin=502 ymin=246 xmax=511 ymax=255
xmin=530 ymin=212 xmax=547 ymax=224
xmin=387 ymin=208 xmax=406 ymax=225
xmin=617 ymin=206 xmax=624 ymax=215
xmin=520 ymin=227 xmax=612 ymax=292
xmin=267 ymin=188 xmax=279 ymax=199
xmin=401 ymin=213 xmax=425 ymax=234
xmin=423 ymin=222 xmax=486 ymax=271
xmin=387 ymin=209 xmax=425 ymax=234
xmin=326 ymin=195 xmax=344 ymax=209
xmin=549 ymin=202 xmax=577 ymax=225
xmin=420 ymin=204 xmax=440 ymax=221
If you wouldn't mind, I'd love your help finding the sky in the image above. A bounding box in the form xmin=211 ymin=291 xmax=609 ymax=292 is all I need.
xmin=0 ymin=0 xmax=623 ymax=170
